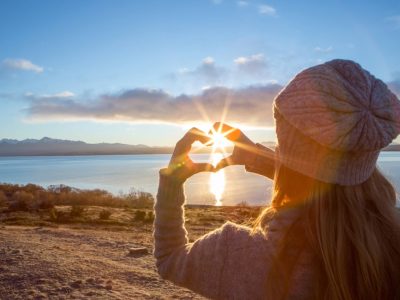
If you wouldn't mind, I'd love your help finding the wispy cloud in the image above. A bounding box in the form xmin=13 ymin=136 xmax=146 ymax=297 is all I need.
xmin=211 ymin=0 xmax=223 ymax=4
xmin=2 ymin=58 xmax=44 ymax=73
xmin=170 ymin=54 xmax=271 ymax=88
xmin=25 ymin=84 xmax=282 ymax=127
xmin=234 ymin=53 xmax=268 ymax=76
xmin=26 ymin=91 xmax=75 ymax=100
xmin=314 ymin=46 xmax=333 ymax=53
xmin=385 ymin=15 xmax=400 ymax=29
xmin=258 ymin=4 xmax=276 ymax=16
xmin=170 ymin=56 xmax=227 ymax=86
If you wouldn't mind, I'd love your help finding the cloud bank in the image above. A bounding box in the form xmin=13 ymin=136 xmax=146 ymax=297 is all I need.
xmin=25 ymin=84 xmax=283 ymax=127
xmin=2 ymin=58 xmax=44 ymax=73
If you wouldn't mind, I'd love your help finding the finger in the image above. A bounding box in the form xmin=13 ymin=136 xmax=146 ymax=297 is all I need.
xmin=215 ymin=155 xmax=237 ymax=170
xmin=185 ymin=127 xmax=211 ymax=144
xmin=175 ymin=127 xmax=211 ymax=154
xmin=193 ymin=163 xmax=215 ymax=174
xmin=212 ymin=122 xmax=241 ymax=142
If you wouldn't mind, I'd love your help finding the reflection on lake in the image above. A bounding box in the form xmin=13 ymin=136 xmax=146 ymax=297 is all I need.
xmin=0 ymin=152 xmax=399 ymax=206
xmin=209 ymin=153 xmax=225 ymax=206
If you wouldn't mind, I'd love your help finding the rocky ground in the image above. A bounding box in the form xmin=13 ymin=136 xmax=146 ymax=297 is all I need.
xmin=0 ymin=206 xmax=260 ymax=299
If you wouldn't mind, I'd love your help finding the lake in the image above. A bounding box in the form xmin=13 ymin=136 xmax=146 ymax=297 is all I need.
xmin=0 ymin=152 xmax=399 ymax=206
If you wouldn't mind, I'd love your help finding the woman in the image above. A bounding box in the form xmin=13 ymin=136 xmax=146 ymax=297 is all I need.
xmin=153 ymin=59 xmax=400 ymax=299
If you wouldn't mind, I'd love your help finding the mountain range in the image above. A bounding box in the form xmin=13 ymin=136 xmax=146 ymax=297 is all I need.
xmin=0 ymin=137 xmax=171 ymax=156
xmin=0 ymin=138 xmax=398 ymax=156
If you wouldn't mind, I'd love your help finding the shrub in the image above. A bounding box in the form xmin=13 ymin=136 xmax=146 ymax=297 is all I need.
xmin=35 ymin=190 xmax=55 ymax=210
xmin=8 ymin=191 xmax=34 ymax=211
xmin=133 ymin=210 xmax=146 ymax=221
xmin=37 ymin=198 xmax=55 ymax=210
xmin=99 ymin=209 xmax=112 ymax=220
xmin=49 ymin=208 xmax=70 ymax=223
xmin=236 ymin=201 xmax=249 ymax=207
xmin=70 ymin=205 xmax=86 ymax=218
xmin=126 ymin=188 xmax=154 ymax=208
xmin=0 ymin=182 xmax=155 ymax=210
xmin=0 ymin=191 xmax=7 ymax=207
xmin=145 ymin=211 xmax=155 ymax=223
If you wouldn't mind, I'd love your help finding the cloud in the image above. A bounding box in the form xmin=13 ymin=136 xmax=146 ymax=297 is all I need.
xmin=314 ymin=46 xmax=333 ymax=53
xmin=234 ymin=53 xmax=267 ymax=76
xmin=25 ymin=84 xmax=283 ymax=127
xmin=26 ymin=91 xmax=75 ymax=100
xmin=237 ymin=1 xmax=249 ymax=7
xmin=386 ymin=15 xmax=400 ymax=29
xmin=2 ymin=58 xmax=44 ymax=73
xmin=211 ymin=0 xmax=223 ymax=4
xmin=172 ymin=57 xmax=227 ymax=85
xmin=258 ymin=4 xmax=276 ymax=16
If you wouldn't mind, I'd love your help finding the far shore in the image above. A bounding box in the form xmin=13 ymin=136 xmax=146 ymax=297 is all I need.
xmin=0 ymin=148 xmax=399 ymax=157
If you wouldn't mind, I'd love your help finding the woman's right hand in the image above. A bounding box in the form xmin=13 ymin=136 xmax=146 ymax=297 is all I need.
xmin=211 ymin=122 xmax=258 ymax=170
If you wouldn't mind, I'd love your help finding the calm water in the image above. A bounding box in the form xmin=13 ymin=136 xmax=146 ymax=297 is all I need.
xmin=0 ymin=152 xmax=399 ymax=206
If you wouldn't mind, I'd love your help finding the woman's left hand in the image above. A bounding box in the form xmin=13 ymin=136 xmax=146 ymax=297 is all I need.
xmin=160 ymin=127 xmax=215 ymax=183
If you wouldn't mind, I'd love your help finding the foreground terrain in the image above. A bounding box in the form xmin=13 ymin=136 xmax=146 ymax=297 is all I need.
xmin=0 ymin=205 xmax=260 ymax=299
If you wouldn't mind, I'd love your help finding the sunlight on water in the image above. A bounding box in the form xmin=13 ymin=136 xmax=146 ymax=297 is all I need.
xmin=209 ymin=153 xmax=225 ymax=206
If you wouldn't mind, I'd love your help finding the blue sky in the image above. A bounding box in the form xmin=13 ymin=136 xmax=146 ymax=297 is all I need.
xmin=0 ymin=0 xmax=399 ymax=146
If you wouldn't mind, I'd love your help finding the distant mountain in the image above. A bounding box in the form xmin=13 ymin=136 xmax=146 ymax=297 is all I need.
xmin=1 ymin=137 xmax=397 ymax=156
xmin=0 ymin=137 xmax=172 ymax=156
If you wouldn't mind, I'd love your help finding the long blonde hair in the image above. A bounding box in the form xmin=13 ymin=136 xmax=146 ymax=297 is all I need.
xmin=256 ymin=164 xmax=400 ymax=300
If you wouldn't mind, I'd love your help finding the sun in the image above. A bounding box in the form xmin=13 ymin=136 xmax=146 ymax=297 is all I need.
xmin=208 ymin=128 xmax=232 ymax=154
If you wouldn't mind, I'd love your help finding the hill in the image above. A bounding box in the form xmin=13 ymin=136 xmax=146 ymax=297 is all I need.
xmin=0 ymin=137 xmax=173 ymax=156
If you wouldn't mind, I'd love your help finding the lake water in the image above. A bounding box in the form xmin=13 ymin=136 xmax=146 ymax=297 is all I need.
xmin=0 ymin=152 xmax=399 ymax=206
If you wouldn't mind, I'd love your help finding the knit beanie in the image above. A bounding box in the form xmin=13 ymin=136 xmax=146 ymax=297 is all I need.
xmin=273 ymin=59 xmax=400 ymax=185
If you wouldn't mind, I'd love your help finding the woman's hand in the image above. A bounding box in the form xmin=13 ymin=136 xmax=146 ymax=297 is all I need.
xmin=161 ymin=127 xmax=215 ymax=183
xmin=211 ymin=122 xmax=258 ymax=170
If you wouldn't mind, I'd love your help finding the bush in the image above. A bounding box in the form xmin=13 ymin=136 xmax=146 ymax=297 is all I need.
xmin=49 ymin=208 xmax=70 ymax=223
xmin=8 ymin=191 xmax=34 ymax=211
xmin=0 ymin=191 xmax=7 ymax=207
xmin=125 ymin=188 xmax=154 ymax=208
xmin=0 ymin=182 xmax=154 ymax=210
xmin=99 ymin=209 xmax=112 ymax=220
xmin=133 ymin=210 xmax=146 ymax=221
xmin=70 ymin=205 xmax=86 ymax=218
xmin=37 ymin=198 xmax=55 ymax=210
xmin=236 ymin=201 xmax=249 ymax=207
xmin=145 ymin=211 xmax=155 ymax=223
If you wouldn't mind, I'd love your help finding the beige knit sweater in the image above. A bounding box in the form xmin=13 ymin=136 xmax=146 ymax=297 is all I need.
xmin=153 ymin=171 xmax=316 ymax=299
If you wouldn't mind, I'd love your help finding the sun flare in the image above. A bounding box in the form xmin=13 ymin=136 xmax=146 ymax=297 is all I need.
xmin=210 ymin=132 xmax=232 ymax=151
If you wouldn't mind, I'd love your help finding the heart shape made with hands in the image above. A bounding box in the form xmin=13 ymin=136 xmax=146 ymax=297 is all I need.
xmin=188 ymin=130 xmax=233 ymax=170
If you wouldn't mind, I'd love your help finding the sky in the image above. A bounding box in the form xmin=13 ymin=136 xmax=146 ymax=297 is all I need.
xmin=0 ymin=0 xmax=399 ymax=146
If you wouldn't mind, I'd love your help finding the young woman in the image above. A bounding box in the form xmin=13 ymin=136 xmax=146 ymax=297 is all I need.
xmin=153 ymin=59 xmax=400 ymax=299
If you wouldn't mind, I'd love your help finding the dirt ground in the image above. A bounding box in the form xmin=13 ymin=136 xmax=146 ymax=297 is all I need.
xmin=0 ymin=204 xmax=262 ymax=299
xmin=0 ymin=224 xmax=207 ymax=300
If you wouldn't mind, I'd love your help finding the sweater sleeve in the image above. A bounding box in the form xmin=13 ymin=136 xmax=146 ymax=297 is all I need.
xmin=153 ymin=173 xmax=233 ymax=299
xmin=244 ymin=143 xmax=275 ymax=179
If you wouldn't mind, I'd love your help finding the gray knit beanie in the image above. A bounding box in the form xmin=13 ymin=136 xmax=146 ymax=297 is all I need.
xmin=274 ymin=59 xmax=400 ymax=185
